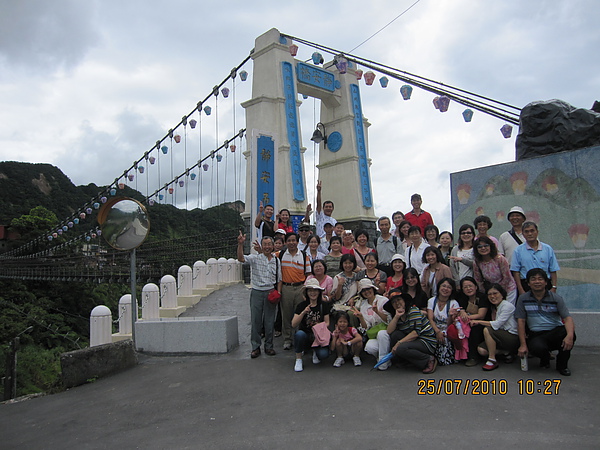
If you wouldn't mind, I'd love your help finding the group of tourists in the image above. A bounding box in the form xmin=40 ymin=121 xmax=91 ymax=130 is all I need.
xmin=238 ymin=187 xmax=575 ymax=376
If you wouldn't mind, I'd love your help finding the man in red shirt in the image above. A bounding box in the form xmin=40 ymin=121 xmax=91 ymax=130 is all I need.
xmin=404 ymin=193 xmax=434 ymax=235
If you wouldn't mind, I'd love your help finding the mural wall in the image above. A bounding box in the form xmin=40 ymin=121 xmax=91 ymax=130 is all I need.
xmin=450 ymin=145 xmax=600 ymax=311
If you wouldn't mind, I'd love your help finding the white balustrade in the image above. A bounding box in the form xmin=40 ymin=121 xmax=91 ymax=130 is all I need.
xmin=90 ymin=305 xmax=112 ymax=347
xmin=141 ymin=283 xmax=160 ymax=319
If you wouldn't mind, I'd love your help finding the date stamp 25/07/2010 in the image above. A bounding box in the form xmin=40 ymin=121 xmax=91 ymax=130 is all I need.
xmin=417 ymin=379 xmax=562 ymax=396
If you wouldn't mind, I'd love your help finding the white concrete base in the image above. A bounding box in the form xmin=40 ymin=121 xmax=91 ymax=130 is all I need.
xmin=193 ymin=288 xmax=215 ymax=296
xmin=111 ymin=333 xmax=131 ymax=343
xmin=159 ymin=306 xmax=187 ymax=318
xmin=206 ymin=284 xmax=221 ymax=290
xmin=177 ymin=295 xmax=202 ymax=307
xmin=571 ymin=312 xmax=600 ymax=347
xmin=135 ymin=316 xmax=239 ymax=354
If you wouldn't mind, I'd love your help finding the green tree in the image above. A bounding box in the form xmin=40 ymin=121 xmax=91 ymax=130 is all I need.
xmin=10 ymin=206 xmax=58 ymax=241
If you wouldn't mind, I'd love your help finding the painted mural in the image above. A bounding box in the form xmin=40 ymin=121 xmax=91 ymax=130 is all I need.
xmin=450 ymin=145 xmax=600 ymax=311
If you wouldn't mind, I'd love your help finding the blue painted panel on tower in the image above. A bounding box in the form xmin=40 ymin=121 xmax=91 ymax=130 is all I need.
xmin=282 ymin=61 xmax=305 ymax=202
xmin=296 ymin=62 xmax=336 ymax=92
xmin=256 ymin=135 xmax=275 ymax=208
xmin=349 ymin=84 xmax=373 ymax=208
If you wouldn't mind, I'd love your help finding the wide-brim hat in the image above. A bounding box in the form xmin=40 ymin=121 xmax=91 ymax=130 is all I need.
xmin=391 ymin=253 xmax=406 ymax=263
xmin=304 ymin=278 xmax=325 ymax=290
xmin=507 ymin=206 xmax=526 ymax=220
xmin=358 ymin=278 xmax=377 ymax=292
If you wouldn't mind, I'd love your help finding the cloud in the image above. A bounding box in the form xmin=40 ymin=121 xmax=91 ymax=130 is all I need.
xmin=0 ymin=0 xmax=99 ymax=74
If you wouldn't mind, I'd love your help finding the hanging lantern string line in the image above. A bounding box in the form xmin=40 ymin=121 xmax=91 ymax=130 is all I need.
xmin=282 ymin=33 xmax=521 ymax=125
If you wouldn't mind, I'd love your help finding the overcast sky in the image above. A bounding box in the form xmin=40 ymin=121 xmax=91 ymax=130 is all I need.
xmin=1 ymin=0 xmax=598 ymax=233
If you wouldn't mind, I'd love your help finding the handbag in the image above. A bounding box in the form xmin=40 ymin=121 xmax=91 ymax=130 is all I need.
xmin=267 ymin=289 xmax=281 ymax=304
xmin=366 ymin=322 xmax=388 ymax=339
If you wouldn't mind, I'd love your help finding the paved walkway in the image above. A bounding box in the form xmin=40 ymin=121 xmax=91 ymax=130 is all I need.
xmin=1 ymin=284 xmax=599 ymax=449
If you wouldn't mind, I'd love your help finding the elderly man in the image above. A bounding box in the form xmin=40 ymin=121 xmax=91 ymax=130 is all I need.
xmin=498 ymin=206 xmax=527 ymax=263
xmin=237 ymin=232 xmax=282 ymax=358
xmin=516 ymin=268 xmax=575 ymax=376
xmin=510 ymin=221 xmax=560 ymax=295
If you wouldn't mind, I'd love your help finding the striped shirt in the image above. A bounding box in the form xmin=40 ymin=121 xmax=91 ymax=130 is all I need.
xmin=514 ymin=290 xmax=569 ymax=332
xmin=279 ymin=249 xmax=310 ymax=283
xmin=394 ymin=306 xmax=437 ymax=353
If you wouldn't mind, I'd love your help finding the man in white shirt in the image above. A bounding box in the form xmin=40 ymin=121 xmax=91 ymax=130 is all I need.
xmin=404 ymin=225 xmax=430 ymax=275
xmin=499 ymin=206 xmax=526 ymax=264
xmin=304 ymin=180 xmax=337 ymax=238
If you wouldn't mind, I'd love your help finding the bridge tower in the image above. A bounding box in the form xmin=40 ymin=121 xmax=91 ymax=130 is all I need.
xmin=242 ymin=28 xmax=376 ymax=237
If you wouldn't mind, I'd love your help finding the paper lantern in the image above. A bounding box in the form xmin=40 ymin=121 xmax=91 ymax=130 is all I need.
xmin=101 ymin=196 xmax=107 ymax=203
xmin=110 ymin=188 xmax=117 ymax=196
xmin=52 ymin=232 xmax=58 ymax=238
xmin=400 ymin=85 xmax=413 ymax=100
xmin=462 ymin=109 xmax=474 ymax=122
xmin=500 ymin=124 xmax=513 ymax=138
xmin=203 ymin=163 xmax=209 ymax=171
xmin=168 ymin=187 xmax=174 ymax=194
xmin=62 ymin=225 xmax=68 ymax=232
xmin=86 ymin=207 xmax=93 ymax=214
xmin=438 ymin=96 xmax=450 ymax=112
xmin=128 ymin=174 xmax=134 ymax=181
xmin=216 ymin=154 xmax=223 ymax=162
xmin=149 ymin=199 xmax=155 ymax=206
xmin=73 ymin=218 xmax=79 ymax=225
xmin=355 ymin=69 xmax=363 ymax=80
xmin=230 ymin=144 xmax=236 ymax=152
xmin=179 ymin=180 xmax=184 ymax=187
xmin=190 ymin=173 xmax=197 ymax=180
xmin=221 ymin=87 xmax=230 ymax=98
xmin=379 ymin=76 xmax=389 ymax=88
xmin=91 ymin=233 xmax=97 ymax=239
xmin=240 ymin=70 xmax=248 ymax=81
xmin=159 ymin=194 xmax=164 ymax=200
xmin=68 ymin=221 xmax=74 ymax=228
xmin=174 ymin=135 xmax=181 ymax=143
xmin=203 ymin=105 xmax=212 ymax=115
xmin=93 ymin=202 xmax=100 ymax=209
xmin=189 ymin=119 xmax=197 ymax=129
xmin=433 ymin=96 xmax=441 ymax=110
xmin=58 ymin=229 xmax=63 ymax=235
xmin=311 ymin=52 xmax=323 ymax=65
xmin=48 ymin=235 xmax=53 ymax=241
xmin=138 ymin=166 xmax=144 ymax=173
xmin=149 ymin=156 xmax=156 ymax=165
xmin=289 ymin=44 xmax=298 ymax=56
xmin=85 ymin=236 xmax=91 ymax=242
xmin=364 ymin=71 xmax=376 ymax=85
xmin=335 ymin=56 xmax=348 ymax=74
xmin=79 ymin=212 xmax=86 ymax=219
xmin=161 ymin=145 xmax=168 ymax=154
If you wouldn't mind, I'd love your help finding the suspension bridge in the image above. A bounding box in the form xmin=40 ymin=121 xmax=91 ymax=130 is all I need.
xmin=0 ymin=28 xmax=521 ymax=282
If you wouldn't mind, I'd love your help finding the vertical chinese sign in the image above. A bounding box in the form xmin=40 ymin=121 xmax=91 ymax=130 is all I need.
xmin=282 ymin=61 xmax=305 ymax=202
xmin=350 ymin=84 xmax=373 ymax=208
xmin=256 ymin=135 xmax=275 ymax=209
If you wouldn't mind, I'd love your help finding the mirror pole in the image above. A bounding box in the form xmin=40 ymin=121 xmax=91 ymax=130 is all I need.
xmin=130 ymin=248 xmax=137 ymax=346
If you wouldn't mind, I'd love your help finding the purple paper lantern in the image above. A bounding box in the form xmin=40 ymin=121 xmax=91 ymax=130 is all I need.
xmin=149 ymin=156 xmax=156 ymax=165
xmin=101 ymin=196 xmax=107 ymax=203
xmin=221 ymin=87 xmax=230 ymax=98
xmin=68 ymin=221 xmax=74 ymax=228
xmin=203 ymin=163 xmax=209 ymax=171
xmin=149 ymin=199 xmax=155 ymax=206
xmin=335 ymin=56 xmax=348 ymax=74
xmin=189 ymin=119 xmax=197 ymax=129
xmin=433 ymin=96 xmax=441 ymax=110
xmin=438 ymin=96 xmax=450 ymax=112
xmin=128 ymin=174 xmax=134 ymax=181
xmin=179 ymin=180 xmax=184 ymax=187
xmin=86 ymin=207 xmax=93 ymax=215
xmin=58 ymin=229 xmax=63 ymax=235
xmin=500 ymin=124 xmax=513 ymax=138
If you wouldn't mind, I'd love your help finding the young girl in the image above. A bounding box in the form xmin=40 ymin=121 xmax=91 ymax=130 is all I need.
xmin=385 ymin=254 xmax=406 ymax=295
xmin=330 ymin=311 xmax=364 ymax=367
xmin=356 ymin=252 xmax=387 ymax=295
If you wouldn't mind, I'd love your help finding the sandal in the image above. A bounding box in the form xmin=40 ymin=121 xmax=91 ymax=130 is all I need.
xmin=482 ymin=359 xmax=498 ymax=371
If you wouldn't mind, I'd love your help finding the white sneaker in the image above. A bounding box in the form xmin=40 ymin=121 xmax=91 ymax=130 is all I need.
xmin=333 ymin=357 xmax=345 ymax=367
xmin=353 ymin=356 xmax=362 ymax=366
xmin=377 ymin=360 xmax=391 ymax=371
xmin=312 ymin=351 xmax=321 ymax=364
xmin=294 ymin=359 xmax=303 ymax=372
